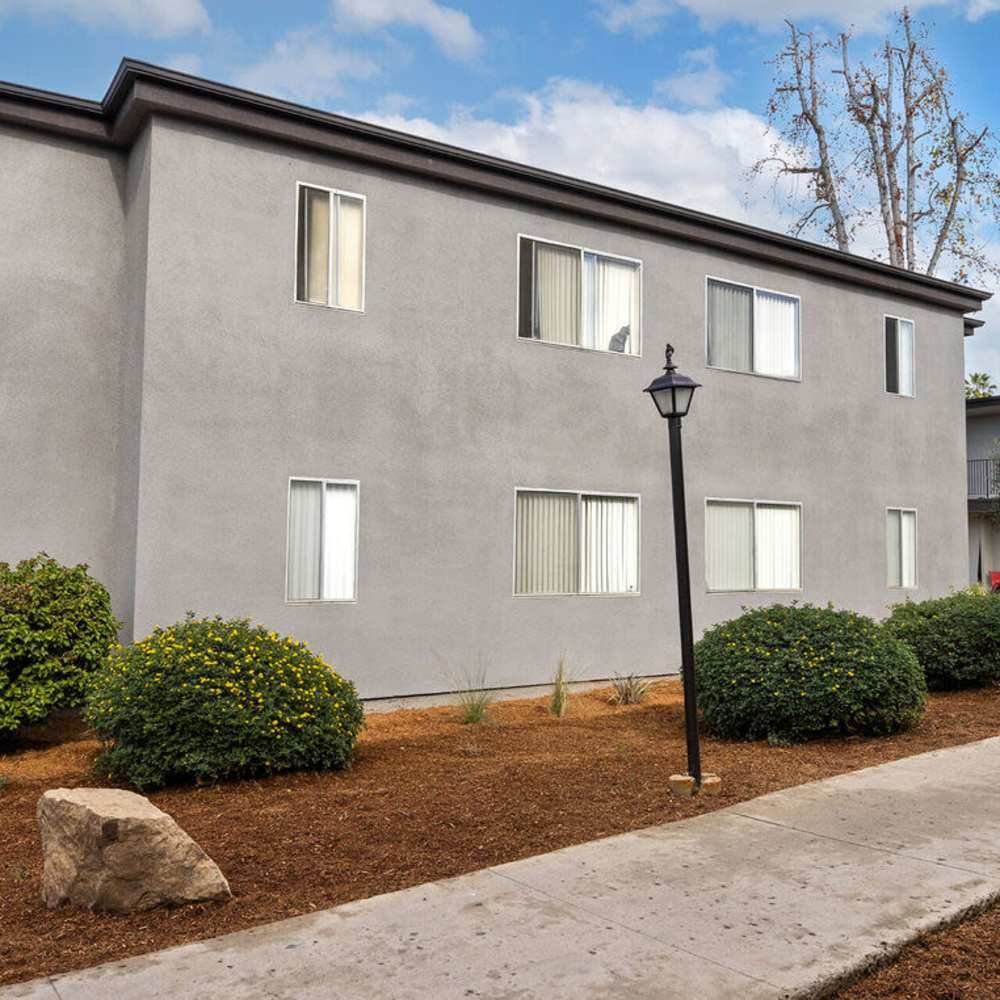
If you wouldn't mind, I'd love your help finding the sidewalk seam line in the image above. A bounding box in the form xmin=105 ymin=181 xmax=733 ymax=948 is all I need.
xmin=729 ymin=811 xmax=998 ymax=879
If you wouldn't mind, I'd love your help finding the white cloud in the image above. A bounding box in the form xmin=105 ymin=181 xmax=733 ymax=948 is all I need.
xmin=332 ymin=0 xmax=482 ymax=60
xmin=593 ymin=0 xmax=1000 ymax=32
xmin=235 ymin=30 xmax=378 ymax=105
xmin=594 ymin=0 xmax=673 ymax=36
xmin=360 ymin=78 xmax=793 ymax=230
xmin=0 ymin=0 xmax=209 ymax=36
xmin=654 ymin=47 xmax=729 ymax=107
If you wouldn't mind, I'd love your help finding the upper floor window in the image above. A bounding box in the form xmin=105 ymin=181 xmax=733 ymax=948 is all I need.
xmin=705 ymin=499 xmax=801 ymax=592
xmin=295 ymin=183 xmax=365 ymax=311
xmin=706 ymin=277 xmax=800 ymax=379
xmin=518 ymin=236 xmax=640 ymax=355
xmin=287 ymin=478 xmax=359 ymax=602
xmin=514 ymin=489 xmax=639 ymax=595
xmin=886 ymin=507 xmax=917 ymax=588
xmin=884 ymin=316 xmax=914 ymax=396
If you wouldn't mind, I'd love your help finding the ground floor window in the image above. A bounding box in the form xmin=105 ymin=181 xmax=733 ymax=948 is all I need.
xmin=515 ymin=489 xmax=639 ymax=595
xmin=287 ymin=478 xmax=359 ymax=601
xmin=886 ymin=507 xmax=917 ymax=589
xmin=705 ymin=499 xmax=801 ymax=592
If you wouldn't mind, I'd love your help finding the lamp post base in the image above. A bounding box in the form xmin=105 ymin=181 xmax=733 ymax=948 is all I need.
xmin=669 ymin=773 xmax=722 ymax=797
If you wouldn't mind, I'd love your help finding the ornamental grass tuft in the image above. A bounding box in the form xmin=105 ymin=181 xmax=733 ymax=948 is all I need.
xmin=86 ymin=614 xmax=363 ymax=789
xmin=695 ymin=603 xmax=925 ymax=744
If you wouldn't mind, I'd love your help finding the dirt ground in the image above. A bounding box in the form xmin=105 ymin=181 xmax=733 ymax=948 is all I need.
xmin=3 ymin=680 xmax=1000 ymax=989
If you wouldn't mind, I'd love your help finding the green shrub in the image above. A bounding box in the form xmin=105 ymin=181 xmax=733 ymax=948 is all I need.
xmin=885 ymin=588 xmax=1000 ymax=690
xmin=86 ymin=615 xmax=364 ymax=789
xmin=0 ymin=554 xmax=118 ymax=734
xmin=695 ymin=603 xmax=925 ymax=743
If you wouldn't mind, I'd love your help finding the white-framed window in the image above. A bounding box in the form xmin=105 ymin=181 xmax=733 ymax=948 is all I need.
xmin=884 ymin=316 xmax=915 ymax=396
xmin=514 ymin=489 xmax=640 ymax=595
xmin=517 ymin=236 xmax=641 ymax=355
xmin=705 ymin=499 xmax=801 ymax=592
xmin=286 ymin=478 xmax=359 ymax=602
xmin=706 ymin=277 xmax=800 ymax=379
xmin=295 ymin=182 xmax=366 ymax=311
xmin=886 ymin=507 xmax=917 ymax=589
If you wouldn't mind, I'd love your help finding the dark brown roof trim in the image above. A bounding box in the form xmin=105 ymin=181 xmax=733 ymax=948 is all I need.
xmin=965 ymin=317 xmax=986 ymax=336
xmin=0 ymin=59 xmax=992 ymax=315
xmin=966 ymin=394 xmax=1000 ymax=410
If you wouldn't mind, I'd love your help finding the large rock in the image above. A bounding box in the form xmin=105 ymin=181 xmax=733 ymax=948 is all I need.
xmin=37 ymin=787 xmax=232 ymax=913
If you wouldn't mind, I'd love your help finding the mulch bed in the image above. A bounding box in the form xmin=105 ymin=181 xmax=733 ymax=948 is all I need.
xmin=837 ymin=903 xmax=1000 ymax=999
xmin=3 ymin=681 xmax=1000 ymax=988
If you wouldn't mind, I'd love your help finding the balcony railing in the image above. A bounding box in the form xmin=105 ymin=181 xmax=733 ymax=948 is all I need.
xmin=969 ymin=458 xmax=1000 ymax=499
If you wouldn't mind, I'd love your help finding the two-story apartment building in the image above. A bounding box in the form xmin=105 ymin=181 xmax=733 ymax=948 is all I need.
xmin=0 ymin=61 xmax=991 ymax=698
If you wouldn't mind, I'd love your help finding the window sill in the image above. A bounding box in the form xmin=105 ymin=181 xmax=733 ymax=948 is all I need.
xmin=706 ymin=588 xmax=803 ymax=595
xmin=705 ymin=363 xmax=801 ymax=383
xmin=884 ymin=391 xmax=916 ymax=399
xmin=293 ymin=298 xmax=365 ymax=315
xmin=517 ymin=336 xmax=642 ymax=360
xmin=285 ymin=599 xmax=358 ymax=605
xmin=513 ymin=591 xmax=642 ymax=599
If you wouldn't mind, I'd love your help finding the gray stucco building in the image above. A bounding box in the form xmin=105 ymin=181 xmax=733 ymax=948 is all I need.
xmin=0 ymin=61 xmax=991 ymax=698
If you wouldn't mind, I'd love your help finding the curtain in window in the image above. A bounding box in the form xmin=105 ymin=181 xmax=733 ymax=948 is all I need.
xmin=583 ymin=254 xmax=638 ymax=353
xmin=754 ymin=290 xmax=799 ymax=378
xmin=287 ymin=480 xmax=323 ymax=600
xmin=535 ymin=244 xmax=581 ymax=345
xmin=581 ymin=495 xmax=638 ymax=593
xmin=707 ymin=280 xmax=752 ymax=372
xmin=304 ymin=187 xmax=330 ymax=305
xmin=336 ymin=196 xmax=364 ymax=310
xmin=705 ymin=501 xmax=754 ymax=591
xmin=755 ymin=504 xmax=800 ymax=590
xmin=323 ymin=483 xmax=358 ymax=600
xmin=897 ymin=319 xmax=915 ymax=396
xmin=515 ymin=492 xmax=578 ymax=594
xmin=888 ymin=509 xmax=917 ymax=588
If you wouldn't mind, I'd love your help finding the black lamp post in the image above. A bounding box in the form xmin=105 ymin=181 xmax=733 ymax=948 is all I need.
xmin=644 ymin=344 xmax=703 ymax=787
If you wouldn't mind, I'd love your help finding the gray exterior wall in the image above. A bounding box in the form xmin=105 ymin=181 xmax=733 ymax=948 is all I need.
xmin=0 ymin=113 xmax=973 ymax=698
xmin=0 ymin=123 xmax=134 ymax=630
xmin=967 ymin=410 xmax=1000 ymax=460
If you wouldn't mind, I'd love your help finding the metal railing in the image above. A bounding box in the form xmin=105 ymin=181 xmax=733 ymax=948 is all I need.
xmin=968 ymin=458 xmax=1000 ymax=499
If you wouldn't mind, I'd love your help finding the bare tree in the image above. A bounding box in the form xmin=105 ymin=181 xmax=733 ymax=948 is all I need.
xmin=752 ymin=8 xmax=999 ymax=282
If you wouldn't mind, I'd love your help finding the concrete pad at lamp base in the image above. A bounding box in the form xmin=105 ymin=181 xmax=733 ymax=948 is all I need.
xmin=701 ymin=773 xmax=722 ymax=796
xmin=668 ymin=774 xmax=697 ymax=797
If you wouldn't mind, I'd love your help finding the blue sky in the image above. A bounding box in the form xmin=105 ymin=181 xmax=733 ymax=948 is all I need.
xmin=2 ymin=0 xmax=998 ymax=373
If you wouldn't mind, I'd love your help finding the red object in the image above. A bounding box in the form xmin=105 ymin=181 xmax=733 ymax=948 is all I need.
xmin=989 ymin=572 xmax=1000 ymax=592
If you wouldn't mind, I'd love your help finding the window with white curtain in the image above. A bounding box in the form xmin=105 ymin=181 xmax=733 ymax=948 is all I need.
xmin=707 ymin=278 xmax=800 ymax=378
xmin=886 ymin=508 xmax=917 ymax=588
xmin=515 ymin=490 xmax=639 ymax=595
xmin=705 ymin=499 xmax=801 ymax=592
xmin=884 ymin=316 xmax=915 ymax=396
xmin=295 ymin=183 xmax=365 ymax=311
xmin=286 ymin=478 xmax=359 ymax=601
xmin=518 ymin=237 xmax=640 ymax=354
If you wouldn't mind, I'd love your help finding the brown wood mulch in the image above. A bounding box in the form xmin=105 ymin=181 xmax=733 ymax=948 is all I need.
xmin=2 ymin=681 xmax=1000 ymax=991
xmin=836 ymin=903 xmax=1000 ymax=999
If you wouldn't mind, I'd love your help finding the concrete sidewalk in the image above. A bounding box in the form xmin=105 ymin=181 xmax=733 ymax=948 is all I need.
xmin=8 ymin=738 xmax=1000 ymax=1000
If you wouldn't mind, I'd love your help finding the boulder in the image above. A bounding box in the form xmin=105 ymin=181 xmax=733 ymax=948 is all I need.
xmin=37 ymin=787 xmax=231 ymax=913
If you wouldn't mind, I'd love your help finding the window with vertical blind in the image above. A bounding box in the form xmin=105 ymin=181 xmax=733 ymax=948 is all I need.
xmin=705 ymin=499 xmax=801 ymax=592
xmin=518 ymin=236 xmax=641 ymax=354
xmin=295 ymin=183 xmax=365 ymax=311
xmin=514 ymin=490 xmax=639 ymax=595
xmin=706 ymin=277 xmax=800 ymax=378
xmin=286 ymin=478 xmax=359 ymax=601
xmin=886 ymin=508 xmax=917 ymax=588
xmin=884 ymin=316 xmax=915 ymax=396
